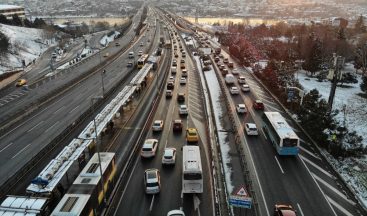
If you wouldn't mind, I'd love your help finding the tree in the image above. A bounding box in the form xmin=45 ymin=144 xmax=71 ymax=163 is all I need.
xmin=0 ymin=31 xmax=10 ymax=54
xmin=354 ymin=15 xmax=366 ymax=34
xmin=11 ymin=14 xmax=22 ymax=26
xmin=354 ymin=35 xmax=367 ymax=75
xmin=33 ymin=18 xmax=46 ymax=28
xmin=304 ymin=38 xmax=323 ymax=75
xmin=24 ymin=18 xmax=33 ymax=28
xmin=360 ymin=75 xmax=367 ymax=93
xmin=338 ymin=72 xmax=358 ymax=86
xmin=0 ymin=14 xmax=9 ymax=24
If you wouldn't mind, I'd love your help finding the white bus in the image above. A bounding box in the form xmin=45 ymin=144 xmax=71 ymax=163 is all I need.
xmin=182 ymin=146 xmax=203 ymax=194
xmin=262 ymin=112 xmax=300 ymax=156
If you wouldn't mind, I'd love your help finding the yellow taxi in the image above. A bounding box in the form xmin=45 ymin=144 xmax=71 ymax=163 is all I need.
xmin=186 ymin=128 xmax=199 ymax=143
xmin=15 ymin=79 xmax=27 ymax=87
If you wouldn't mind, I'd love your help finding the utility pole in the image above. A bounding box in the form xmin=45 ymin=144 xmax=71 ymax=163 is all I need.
xmin=328 ymin=55 xmax=344 ymax=111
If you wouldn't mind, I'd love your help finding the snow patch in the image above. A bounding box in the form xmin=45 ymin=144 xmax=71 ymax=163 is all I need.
xmin=99 ymin=31 xmax=120 ymax=46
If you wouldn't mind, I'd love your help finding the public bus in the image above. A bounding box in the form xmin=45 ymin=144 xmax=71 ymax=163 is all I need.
xmin=262 ymin=112 xmax=300 ymax=156
xmin=51 ymin=152 xmax=116 ymax=216
xmin=182 ymin=146 xmax=203 ymax=194
xmin=137 ymin=54 xmax=149 ymax=69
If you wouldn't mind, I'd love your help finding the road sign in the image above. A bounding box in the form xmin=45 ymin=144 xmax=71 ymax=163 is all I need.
xmin=235 ymin=186 xmax=248 ymax=196
xmin=229 ymin=195 xmax=252 ymax=209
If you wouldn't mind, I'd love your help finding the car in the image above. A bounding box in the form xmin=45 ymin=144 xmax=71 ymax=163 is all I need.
xmin=253 ymin=100 xmax=264 ymax=110
xmin=219 ymin=54 xmax=224 ymax=58
xmin=115 ymin=42 xmax=120 ymax=46
xmin=222 ymin=68 xmax=229 ymax=76
xmin=273 ymin=204 xmax=297 ymax=216
xmin=236 ymin=104 xmax=247 ymax=114
xmin=141 ymin=139 xmax=159 ymax=158
xmin=172 ymin=119 xmax=183 ymax=132
xmin=144 ymin=169 xmax=161 ymax=194
xmin=166 ymin=90 xmax=173 ymax=98
xmin=228 ymin=62 xmax=234 ymax=68
xmin=203 ymin=66 xmax=211 ymax=71
xmin=180 ymin=77 xmax=187 ymax=85
xmin=103 ymin=52 xmax=109 ymax=57
xmin=186 ymin=128 xmax=199 ymax=142
xmin=127 ymin=62 xmax=134 ymax=67
xmin=152 ymin=120 xmax=164 ymax=132
xmin=245 ymin=123 xmax=258 ymax=136
xmin=138 ymin=51 xmax=143 ymax=56
xmin=223 ymin=58 xmax=229 ymax=64
xmin=214 ymin=57 xmax=220 ymax=62
xmin=241 ymin=84 xmax=250 ymax=92
xmin=238 ymin=76 xmax=246 ymax=84
xmin=172 ymin=60 xmax=177 ymax=67
xmin=168 ymin=76 xmax=175 ymax=83
xmin=177 ymin=93 xmax=185 ymax=102
xmin=15 ymin=79 xmax=27 ymax=87
xmin=167 ymin=210 xmax=185 ymax=216
xmin=167 ymin=82 xmax=174 ymax=90
xmin=179 ymin=105 xmax=188 ymax=115
xmin=180 ymin=59 xmax=185 ymax=64
xmin=140 ymin=42 xmax=144 ymax=46
xmin=162 ymin=148 xmax=176 ymax=165
xmin=230 ymin=86 xmax=239 ymax=95
xmin=181 ymin=69 xmax=188 ymax=77
xmin=175 ymin=52 xmax=179 ymax=57
xmin=232 ymin=68 xmax=239 ymax=75
xmin=180 ymin=63 xmax=186 ymax=69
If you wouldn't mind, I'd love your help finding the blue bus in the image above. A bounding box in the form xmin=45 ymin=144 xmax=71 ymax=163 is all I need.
xmin=262 ymin=112 xmax=300 ymax=156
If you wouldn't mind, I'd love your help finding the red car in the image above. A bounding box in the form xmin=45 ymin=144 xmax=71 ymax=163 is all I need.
xmin=273 ymin=204 xmax=297 ymax=216
xmin=172 ymin=119 xmax=183 ymax=132
xmin=253 ymin=100 xmax=264 ymax=110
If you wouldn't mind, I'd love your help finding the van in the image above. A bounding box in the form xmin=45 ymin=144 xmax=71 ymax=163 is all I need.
xmin=128 ymin=51 xmax=134 ymax=59
xmin=171 ymin=67 xmax=177 ymax=74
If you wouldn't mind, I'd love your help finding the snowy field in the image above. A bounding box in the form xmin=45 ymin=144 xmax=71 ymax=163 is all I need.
xmin=0 ymin=24 xmax=55 ymax=74
xmin=297 ymin=68 xmax=367 ymax=208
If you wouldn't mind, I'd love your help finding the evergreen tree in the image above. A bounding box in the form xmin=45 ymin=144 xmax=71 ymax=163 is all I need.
xmin=11 ymin=14 xmax=22 ymax=26
xmin=336 ymin=27 xmax=346 ymax=40
xmin=354 ymin=36 xmax=367 ymax=75
xmin=354 ymin=15 xmax=366 ymax=33
xmin=361 ymin=75 xmax=367 ymax=93
xmin=304 ymin=38 xmax=323 ymax=75
xmin=0 ymin=14 xmax=9 ymax=24
xmin=338 ymin=72 xmax=358 ymax=86
xmin=33 ymin=18 xmax=46 ymax=28
xmin=0 ymin=31 xmax=10 ymax=54
xmin=24 ymin=18 xmax=33 ymax=28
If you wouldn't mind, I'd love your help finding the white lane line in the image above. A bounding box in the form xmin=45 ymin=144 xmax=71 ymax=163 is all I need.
xmin=11 ymin=144 xmax=31 ymax=159
xmin=45 ymin=121 xmax=59 ymax=132
xmin=274 ymin=156 xmax=285 ymax=174
xmin=261 ymin=128 xmax=267 ymax=140
xmin=27 ymin=121 xmax=44 ymax=132
xmin=299 ymin=146 xmax=321 ymax=160
xmin=69 ymin=105 xmax=80 ymax=114
xmin=165 ymin=139 xmax=168 ymax=148
xmin=326 ymin=195 xmax=354 ymax=216
xmin=168 ymin=121 xmax=172 ymax=134
xmin=300 ymin=155 xmax=333 ymax=179
xmin=54 ymin=106 xmax=64 ymax=114
xmin=299 ymin=156 xmax=337 ymax=215
xmin=297 ymin=203 xmax=305 ymax=216
xmin=0 ymin=142 xmax=13 ymax=153
xmin=312 ymin=173 xmax=356 ymax=206
xmin=149 ymin=194 xmax=155 ymax=212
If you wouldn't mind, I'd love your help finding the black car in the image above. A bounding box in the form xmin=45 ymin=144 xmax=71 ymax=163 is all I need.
xmin=177 ymin=93 xmax=185 ymax=102
xmin=167 ymin=82 xmax=174 ymax=90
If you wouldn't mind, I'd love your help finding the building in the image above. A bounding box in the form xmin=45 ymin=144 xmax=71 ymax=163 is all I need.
xmin=0 ymin=4 xmax=25 ymax=19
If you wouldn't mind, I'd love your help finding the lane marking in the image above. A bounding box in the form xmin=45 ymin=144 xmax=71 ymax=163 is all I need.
xmin=299 ymin=158 xmax=338 ymax=216
xmin=297 ymin=203 xmax=305 ymax=216
xmin=27 ymin=121 xmax=44 ymax=132
xmin=261 ymin=128 xmax=267 ymax=140
xmin=0 ymin=142 xmax=13 ymax=153
xmin=326 ymin=195 xmax=354 ymax=216
xmin=69 ymin=105 xmax=80 ymax=114
xmin=45 ymin=121 xmax=59 ymax=132
xmin=300 ymin=155 xmax=333 ymax=179
xmin=299 ymin=146 xmax=321 ymax=160
xmin=11 ymin=144 xmax=31 ymax=159
xmin=274 ymin=156 xmax=285 ymax=174
xmin=312 ymin=173 xmax=356 ymax=206
xmin=54 ymin=106 xmax=64 ymax=114
xmin=149 ymin=194 xmax=155 ymax=212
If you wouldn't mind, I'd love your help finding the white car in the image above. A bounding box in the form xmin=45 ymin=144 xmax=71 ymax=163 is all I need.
xmin=232 ymin=68 xmax=239 ymax=75
xmin=152 ymin=120 xmax=164 ymax=131
xmin=138 ymin=51 xmax=143 ymax=56
xmin=168 ymin=76 xmax=175 ymax=83
xmin=162 ymin=148 xmax=176 ymax=165
xmin=245 ymin=123 xmax=258 ymax=136
xmin=238 ymin=76 xmax=246 ymax=84
xmin=230 ymin=86 xmax=239 ymax=95
xmin=236 ymin=104 xmax=247 ymax=114
xmin=179 ymin=105 xmax=188 ymax=115
xmin=141 ymin=139 xmax=159 ymax=158
xmin=144 ymin=169 xmax=161 ymax=194
xmin=180 ymin=77 xmax=187 ymax=85
xmin=167 ymin=210 xmax=185 ymax=216
xmin=241 ymin=84 xmax=250 ymax=92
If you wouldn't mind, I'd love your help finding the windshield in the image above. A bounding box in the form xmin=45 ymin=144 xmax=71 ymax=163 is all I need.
xmin=184 ymin=173 xmax=202 ymax=180
xmin=146 ymin=182 xmax=159 ymax=187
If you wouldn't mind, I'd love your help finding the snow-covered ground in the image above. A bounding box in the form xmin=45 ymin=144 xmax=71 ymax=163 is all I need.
xmin=297 ymin=67 xmax=367 ymax=208
xmin=0 ymin=24 xmax=55 ymax=74
xmin=99 ymin=31 xmax=120 ymax=46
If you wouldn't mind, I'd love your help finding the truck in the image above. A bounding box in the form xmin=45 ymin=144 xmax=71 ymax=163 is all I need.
xmin=225 ymin=74 xmax=235 ymax=85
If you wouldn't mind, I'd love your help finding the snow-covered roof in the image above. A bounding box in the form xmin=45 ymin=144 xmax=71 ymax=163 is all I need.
xmin=0 ymin=195 xmax=48 ymax=215
xmin=0 ymin=5 xmax=23 ymax=10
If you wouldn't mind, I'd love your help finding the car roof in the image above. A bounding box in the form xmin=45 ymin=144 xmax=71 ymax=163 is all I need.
xmin=237 ymin=104 xmax=246 ymax=108
xmin=187 ymin=128 xmax=197 ymax=133
xmin=255 ymin=100 xmax=263 ymax=103
xmin=164 ymin=148 xmax=176 ymax=156
xmin=246 ymin=123 xmax=257 ymax=128
xmin=154 ymin=120 xmax=162 ymax=124
xmin=231 ymin=86 xmax=238 ymax=89
xmin=145 ymin=169 xmax=159 ymax=181
xmin=180 ymin=105 xmax=187 ymax=108
xmin=174 ymin=119 xmax=182 ymax=123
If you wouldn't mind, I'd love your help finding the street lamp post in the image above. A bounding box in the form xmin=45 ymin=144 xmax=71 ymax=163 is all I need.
xmin=101 ymin=69 xmax=106 ymax=97
xmin=90 ymin=96 xmax=106 ymax=205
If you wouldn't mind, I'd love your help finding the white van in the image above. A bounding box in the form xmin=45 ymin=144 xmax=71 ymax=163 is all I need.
xmin=225 ymin=74 xmax=235 ymax=85
xmin=128 ymin=51 xmax=134 ymax=59
xmin=171 ymin=66 xmax=177 ymax=74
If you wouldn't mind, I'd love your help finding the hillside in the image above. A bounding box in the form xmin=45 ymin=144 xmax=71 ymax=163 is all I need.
xmin=0 ymin=24 xmax=55 ymax=74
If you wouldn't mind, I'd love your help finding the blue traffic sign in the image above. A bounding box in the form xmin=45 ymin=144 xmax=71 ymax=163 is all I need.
xmin=229 ymin=195 xmax=252 ymax=209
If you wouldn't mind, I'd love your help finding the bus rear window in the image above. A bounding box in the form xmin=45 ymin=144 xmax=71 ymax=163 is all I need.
xmin=283 ymin=138 xmax=298 ymax=147
xmin=184 ymin=173 xmax=202 ymax=180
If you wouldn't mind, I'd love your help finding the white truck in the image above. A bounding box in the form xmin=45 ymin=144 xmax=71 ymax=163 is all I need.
xmin=225 ymin=74 xmax=236 ymax=85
